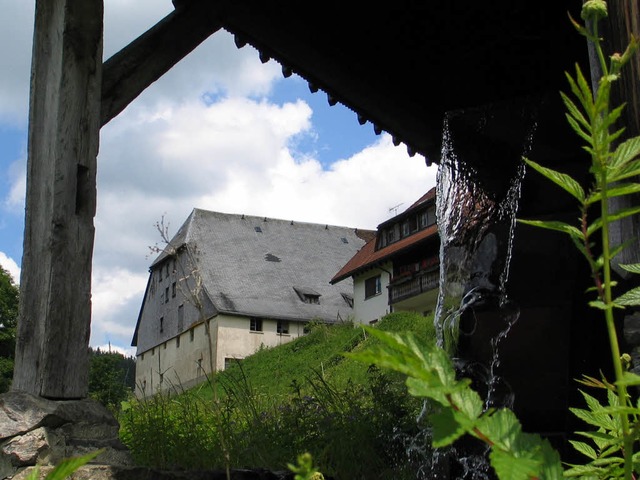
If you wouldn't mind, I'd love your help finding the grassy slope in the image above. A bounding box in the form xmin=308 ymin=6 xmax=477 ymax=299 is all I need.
xmin=195 ymin=311 xmax=437 ymax=401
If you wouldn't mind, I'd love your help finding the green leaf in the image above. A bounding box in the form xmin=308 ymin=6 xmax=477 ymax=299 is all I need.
xmin=523 ymin=158 xmax=585 ymax=202
xmin=569 ymin=440 xmax=598 ymax=459
xmin=566 ymin=114 xmax=596 ymax=146
xmin=475 ymin=409 xmax=522 ymax=451
xmin=608 ymin=158 xmax=640 ymax=183
xmin=588 ymin=300 xmax=608 ymax=310
xmin=619 ymin=263 xmax=640 ymax=275
xmin=602 ymin=182 xmax=640 ymax=199
xmin=489 ymin=448 xmax=540 ymax=480
xmin=560 ymin=92 xmax=591 ymax=132
xmin=517 ymin=219 xmax=582 ymax=239
xmin=428 ymin=407 xmax=466 ymax=448
xmin=607 ymin=205 xmax=640 ymax=223
xmin=610 ymin=136 xmax=640 ymax=169
xmin=43 ymin=450 xmax=103 ymax=480
xmin=615 ymin=286 xmax=640 ymax=306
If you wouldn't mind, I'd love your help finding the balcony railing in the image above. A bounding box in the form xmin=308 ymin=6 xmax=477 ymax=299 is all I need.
xmin=388 ymin=269 xmax=439 ymax=304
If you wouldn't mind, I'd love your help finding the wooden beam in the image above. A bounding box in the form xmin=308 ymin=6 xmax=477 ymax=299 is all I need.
xmin=12 ymin=0 xmax=103 ymax=398
xmin=101 ymin=1 xmax=222 ymax=126
xmin=595 ymin=2 xmax=640 ymax=276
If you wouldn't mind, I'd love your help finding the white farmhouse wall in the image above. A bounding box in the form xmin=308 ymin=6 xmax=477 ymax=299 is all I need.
xmin=352 ymin=262 xmax=392 ymax=324
xmin=135 ymin=314 xmax=306 ymax=397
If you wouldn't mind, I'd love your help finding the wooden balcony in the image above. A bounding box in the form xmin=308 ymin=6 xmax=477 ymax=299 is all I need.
xmin=389 ymin=269 xmax=439 ymax=304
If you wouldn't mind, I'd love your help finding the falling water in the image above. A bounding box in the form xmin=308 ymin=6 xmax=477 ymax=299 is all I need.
xmin=424 ymin=98 xmax=539 ymax=478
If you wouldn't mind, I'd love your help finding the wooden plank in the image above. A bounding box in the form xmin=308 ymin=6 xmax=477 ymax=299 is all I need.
xmin=101 ymin=0 xmax=222 ymax=126
xmin=12 ymin=0 xmax=103 ymax=398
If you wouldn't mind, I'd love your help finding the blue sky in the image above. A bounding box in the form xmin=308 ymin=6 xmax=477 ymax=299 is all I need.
xmin=0 ymin=0 xmax=437 ymax=356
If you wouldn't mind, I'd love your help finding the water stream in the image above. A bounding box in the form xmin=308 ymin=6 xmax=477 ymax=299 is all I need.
xmin=423 ymin=100 xmax=538 ymax=478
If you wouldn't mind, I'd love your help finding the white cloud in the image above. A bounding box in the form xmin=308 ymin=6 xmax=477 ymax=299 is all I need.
xmin=0 ymin=252 xmax=20 ymax=284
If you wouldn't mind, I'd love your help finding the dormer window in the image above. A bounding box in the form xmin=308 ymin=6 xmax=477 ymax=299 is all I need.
xmin=294 ymin=287 xmax=321 ymax=304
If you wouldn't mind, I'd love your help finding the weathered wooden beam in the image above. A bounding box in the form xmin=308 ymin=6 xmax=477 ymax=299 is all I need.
xmin=12 ymin=0 xmax=103 ymax=398
xmin=595 ymin=2 xmax=640 ymax=276
xmin=101 ymin=0 xmax=222 ymax=126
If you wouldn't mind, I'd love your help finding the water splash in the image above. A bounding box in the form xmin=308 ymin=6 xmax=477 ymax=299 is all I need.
xmin=424 ymin=98 xmax=539 ymax=477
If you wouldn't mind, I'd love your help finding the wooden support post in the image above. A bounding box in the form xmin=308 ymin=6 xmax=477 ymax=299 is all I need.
xmin=12 ymin=0 xmax=103 ymax=398
xmin=594 ymin=2 xmax=640 ymax=276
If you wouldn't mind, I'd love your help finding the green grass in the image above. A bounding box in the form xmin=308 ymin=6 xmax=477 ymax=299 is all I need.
xmin=120 ymin=311 xmax=437 ymax=478
xmin=197 ymin=311 xmax=436 ymax=400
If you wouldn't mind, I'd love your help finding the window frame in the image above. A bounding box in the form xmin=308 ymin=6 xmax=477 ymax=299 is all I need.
xmin=250 ymin=317 xmax=263 ymax=332
xmin=364 ymin=275 xmax=382 ymax=299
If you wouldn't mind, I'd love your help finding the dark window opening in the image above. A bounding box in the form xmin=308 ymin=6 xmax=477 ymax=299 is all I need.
xmin=250 ymin=317 xmax=263 ymax=332
xmin=365 ymin=275 xmax=382 ymax=299
xmin=277 ymin=320 xmax=290 ymax=334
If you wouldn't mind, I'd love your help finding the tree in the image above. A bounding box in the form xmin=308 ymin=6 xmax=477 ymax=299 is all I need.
xmin=88 ymin=347 xmax=136 ymax=412
xmin=0 ymin=266 xmax=19 ymax=393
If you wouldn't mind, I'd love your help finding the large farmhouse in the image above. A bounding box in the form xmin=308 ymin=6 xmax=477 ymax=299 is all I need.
xmin=131 ymin=208 xmax=373 ymax=395
xmin=331 ymin=188 xmax=440 ymax=324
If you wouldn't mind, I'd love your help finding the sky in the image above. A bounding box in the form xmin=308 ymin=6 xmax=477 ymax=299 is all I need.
xmin=0 ymin=0 xmax=438 ymax=357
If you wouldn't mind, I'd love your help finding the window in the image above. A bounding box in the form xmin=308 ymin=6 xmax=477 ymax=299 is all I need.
xmin=197 ymin=358 xmax=203 ymax=375
xmin=386 ymin=229 xmax=395 ymax=244
xmin=365 ymin=275 xmax=382 ymax=298
xmin=159 ymin=373 xmax=164 ymax=385
xmin=140 ymin=353 xmax=144 ymax=361
xmin=172 ymin=282 xmax=176 ymax=298
xmin=165 ymin=286 xmax=169 ymax=303
xmin=225 ymin=357 xmax=239 ymax=370
xmin=151 ymin=347 xmax=155 ymax=356
xmin=178 ymin=304 xmax=184 ymax=331
xmin=250 ymin=317 xmax=263 ymax=332
xmin=277 ymin=320 xmax=289 ymax=335
xmin=190 ymin=329 xmax=195 ymax=342
xmin=420 ymin=205 xmax=437 ymax=228
xmin=165 ymin=263 xmax=170 ymax=278
xmin=402 ymin=220 xmax=410 ymax=237
xmin=294 ymin=287 xmax=321 ymax=304
xmin=304 ymin=294 xmax=319 ymax=304
xmin=160 ymin=317 xmax=164 ymax=333
xmin=158 ymin=266 xmax=162 ymax=281
xmin=176 ymin=336 xmax=181 ymax=348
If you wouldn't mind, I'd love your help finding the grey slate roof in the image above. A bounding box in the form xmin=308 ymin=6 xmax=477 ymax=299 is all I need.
xmin=132 ymin=208 xmax=372 ymax=349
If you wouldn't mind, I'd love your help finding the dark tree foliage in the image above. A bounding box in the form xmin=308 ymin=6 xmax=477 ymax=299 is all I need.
xmin=88 ymin=347 xmax=136 ymax=412
xmin=0 ymin=266 xmax=19 ymax=393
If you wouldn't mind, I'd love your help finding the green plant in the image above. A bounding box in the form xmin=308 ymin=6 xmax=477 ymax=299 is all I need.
xmin=120 ymin=313 xmax=434 ymax=478
xmin=287 ymin=453 xmax=324 ymax=480
xmin=23 ymin=450 xmax=102 ymax=480
xmin=348 ymin=2 xmax=640 ymax=479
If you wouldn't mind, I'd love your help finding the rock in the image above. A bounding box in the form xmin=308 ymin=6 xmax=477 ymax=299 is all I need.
xmin=0 ymin=391 xmax=133 ymax=479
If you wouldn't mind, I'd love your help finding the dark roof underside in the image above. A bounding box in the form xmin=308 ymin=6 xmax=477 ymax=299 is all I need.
xmin=180 ymin=0 xmax=586 ymax=163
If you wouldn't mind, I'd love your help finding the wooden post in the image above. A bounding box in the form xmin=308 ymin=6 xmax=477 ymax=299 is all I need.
xmin=12 ymin=0 xmax=103 ymax=398
xmin=595 ymin=2 xmax=640 ymax=276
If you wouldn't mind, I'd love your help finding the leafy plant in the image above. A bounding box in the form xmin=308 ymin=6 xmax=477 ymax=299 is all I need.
xmin=348 ymin=1 xmax=640 ymax=479
xmin=518 ymin=1 xmax=640 ymax=478
xmin=287 ymin=453 xmax=324 ymax=480
xmin=23 ymin=450 xmax=102 ymax=480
